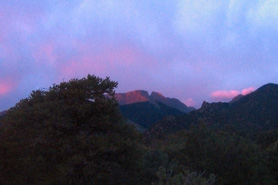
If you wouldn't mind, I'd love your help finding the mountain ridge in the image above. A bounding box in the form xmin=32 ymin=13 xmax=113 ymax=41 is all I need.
xmin=116 ymin=90 xmax=150 ymax=105
xmin=148 ymin=83 xmax=278 ymax=136
xmin=116 ymin=90 xmax=195 ymax=113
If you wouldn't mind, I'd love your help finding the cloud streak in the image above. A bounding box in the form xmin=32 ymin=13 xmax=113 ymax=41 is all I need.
xmin=211 ymin=87 xmax=255 ymax=101
xmin=241 ymin=87 xmax=255 ymax=95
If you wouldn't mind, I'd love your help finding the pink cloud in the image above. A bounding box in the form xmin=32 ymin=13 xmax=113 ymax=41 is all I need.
xmin=211 ymin=90 xmax=240 ymax=101
xmin=211 ymin=86 xmax=256 ymax=101
xmin=59 ymin=57 xmax=106 ymax=79
xmin=0 ymin=80 xmax=16 ymax=97
xmin=31 ymin=37 xmax=159 ymax=87
xmin=55 ymin=41 xmax=158 ymax=80
xmin=241 ymin=87 xmax=255 ymax=95
xmin=184 ymin=98 xmax=195 ymax=107
xmin=76 ymin=41 xmax=156 ymax=67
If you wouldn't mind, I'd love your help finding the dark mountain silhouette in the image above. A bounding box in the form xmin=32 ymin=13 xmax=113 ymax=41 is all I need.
xmin=150 ymin=91 xmax=195 ymax=112
xmin=116 ymin=90 xmax=195 ymax=129
xmin=119 ymin=101 xmax=184 ymax=129
xmin=229 ymin=94 xmax=244 ymax=103
xmin=149 ymin=83 xmax=278 ymax=136
xmin=116 ymin=90 xmax=195 ymax=112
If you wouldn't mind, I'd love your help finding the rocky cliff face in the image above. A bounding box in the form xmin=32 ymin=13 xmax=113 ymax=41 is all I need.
xmin=116 ymin=90 xmax=195 ymax=129
xmin=116 ymin=90 xmax=195 ymax=113
xmin=115 ymin=90 xmax=150 ymax=105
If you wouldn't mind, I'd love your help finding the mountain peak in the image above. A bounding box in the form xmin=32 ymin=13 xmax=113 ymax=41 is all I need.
xmin=116 ymin=90 xmax=195 ymax=112
xmin=200 ymin=101 xmax=209 ymax=109
xmin=115 ymin=90 xmax=150 ymax=105
xmin=256 ymin=83 xmax=278 ymax=92
xmin=150 ymin=91 xmax=165 ymax=99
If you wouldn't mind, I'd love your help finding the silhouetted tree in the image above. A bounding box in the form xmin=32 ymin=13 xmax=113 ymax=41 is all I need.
xmin=0 ymin=75 xmax=144 ymax=185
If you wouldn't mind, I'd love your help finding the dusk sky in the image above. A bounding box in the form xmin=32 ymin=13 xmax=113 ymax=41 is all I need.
xmin=1 ymin=0 xmax=278 ymax=111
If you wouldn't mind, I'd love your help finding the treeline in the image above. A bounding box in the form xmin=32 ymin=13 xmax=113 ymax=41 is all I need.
xmin=145 ymin=123 xmax=278 ymax=185
xmin=0 ymin=75 xmax=277 ymax=185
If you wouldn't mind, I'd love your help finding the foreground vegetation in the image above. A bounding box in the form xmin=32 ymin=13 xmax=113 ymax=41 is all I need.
xmin=0 ymin=75 xmax=277 ymax=185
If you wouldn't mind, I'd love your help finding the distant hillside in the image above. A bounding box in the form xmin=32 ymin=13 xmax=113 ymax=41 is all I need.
xmin=149 ymin=91 xmax=195 ymax=112
xmin=229 ymin=94 xmax=244 ymax=103
xmin=119 ymin=101 xmax=184 ymax=128
xmin=149 ymin=83 xmax=278 ymax=136
xmin=116 ymin=90 xmax=195 ymax=129
xmin=116 ymin=90 xmax=195 ymax=112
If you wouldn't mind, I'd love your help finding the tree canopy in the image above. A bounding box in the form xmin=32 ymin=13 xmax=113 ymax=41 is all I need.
xmin=0 ymin=75 xmax=143 ymax=185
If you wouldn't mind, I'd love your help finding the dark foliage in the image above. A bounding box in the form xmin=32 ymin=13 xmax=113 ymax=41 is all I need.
xmin=146 ymin=123 xmax=278 ymax=184
xmin=0 ymin=75 xmax=144 ymax=185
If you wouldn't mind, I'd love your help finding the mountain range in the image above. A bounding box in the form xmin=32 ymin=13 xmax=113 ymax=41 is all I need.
xmin=149 ymin=83 xmax=278 ymax=136
xmin=2 ymin=83 xmax=278 ymax=136
xmin=116 ymin=90 xmax=195 ymax=112
xmin=116 ymin=90 xmax=195 ymax=128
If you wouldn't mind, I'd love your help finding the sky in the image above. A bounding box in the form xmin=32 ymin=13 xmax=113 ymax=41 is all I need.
xmin=0 ymin=0 xmax=278 ymax=111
